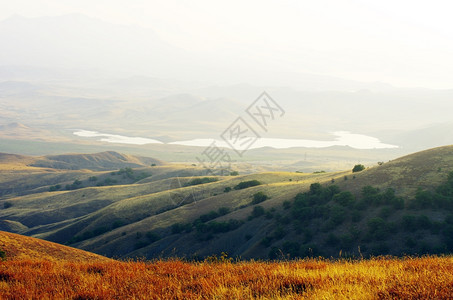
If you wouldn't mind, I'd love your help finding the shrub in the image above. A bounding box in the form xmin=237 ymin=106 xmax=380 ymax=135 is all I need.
xmin=206 ymin=219 xmax=242 ymax=234
xmin=171 ymin=223 xmax=188 ymax=234
xmin=234 ymin=180 xmax=261 ymax=190
xmin=224 ymin=187 xmax=232 ymax=193
xmin=367 ymin=217 xmax=391 ymax=240
xmin=412 ymin=189 xmax=433 ymax=209
xmin=230 ymin=171 xmax=239 ymax=176
xmin=66 ymin=179 xmax=84 ymax=190
xmin=275 ymin=214 xmax=291 ymax=225
xmin=329 ymin=205 xmax=347 ymax=226
xmin=391 ymin=197 xmax=405 ymax=210
xmin=251 ymin=206 xmax=265 ymax=218
xmin=252 ymin=192 xmax=268 ymax=204
xmin=361 ymin=186 xmax=382 ymax=206
xmin=3 ymin=202 xmax=12 ymax=209
xmin=333 ymin=191 xmax=355 ymax=207
xmin=49 ymin=184 xmax=61 ymax=192
xmin=402 ymin=215 xmax=418 ymax=231
xmin=197 ymin=211 xmax=220 ymax=223
xmin=352 ymin=164 xmax=365 ymax=172
xmin=97 ymin=178 xmax=118 ymax=186
xmin=217 ymin=207 xmax=230 ymax=216
xmin=186 ymin=177 xmax=218 ymax=186
xmin=379 ymin=207 xmax=392 ymax=219
xmin=309 ymin=183 xmax=323 ymax=195
xmin=134 ymin=172 xmax=152 ymax=182
xmin=416 ymin=215 xmax=432 ymax=229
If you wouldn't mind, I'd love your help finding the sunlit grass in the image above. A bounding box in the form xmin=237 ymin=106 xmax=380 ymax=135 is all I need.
xmin=1 ymin=255 xmax=453 ymax=299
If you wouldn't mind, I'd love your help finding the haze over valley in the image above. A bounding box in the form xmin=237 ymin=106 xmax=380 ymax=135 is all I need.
xmin=1 ymin=1 xmax=453 ymax=298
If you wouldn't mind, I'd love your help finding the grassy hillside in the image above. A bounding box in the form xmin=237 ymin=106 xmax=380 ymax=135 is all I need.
xmin=0 ymin=231 xmax=107 ymax=262
xmin=2 ymin=146 xmax=453 ymax=260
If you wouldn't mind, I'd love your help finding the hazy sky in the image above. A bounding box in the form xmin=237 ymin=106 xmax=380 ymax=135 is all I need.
xmin=1 ymin=0 xmax=453 ymax=88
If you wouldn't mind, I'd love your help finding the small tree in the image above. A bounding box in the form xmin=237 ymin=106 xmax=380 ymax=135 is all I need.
xmin=252 ymin=192 xmax=269 ymax=204
xmin=352 ymin=164 xmax=365 ymax=173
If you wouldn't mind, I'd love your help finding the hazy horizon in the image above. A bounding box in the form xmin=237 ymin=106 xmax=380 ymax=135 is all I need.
xmin=1 ymin=0 xmax=453 ymax=89
xmin=1 ymin=1 xmax=453 ymax=165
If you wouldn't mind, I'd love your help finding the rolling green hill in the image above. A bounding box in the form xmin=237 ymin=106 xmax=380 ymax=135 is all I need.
xmin=2 ymin=146 xmax=453 ymax=260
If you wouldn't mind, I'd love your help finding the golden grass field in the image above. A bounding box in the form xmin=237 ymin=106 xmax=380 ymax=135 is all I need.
xmin=0 ymin=230 xmax=453 ymax=299
xmin=2 ymin=255 xmax=453 ymax=299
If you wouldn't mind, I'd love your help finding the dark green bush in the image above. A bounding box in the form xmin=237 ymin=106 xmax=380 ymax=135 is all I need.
xmin=49 ymin=184 xmax=61 ymax=192
xmin=368 ymin=217 xmax=391 ymax=240
xmin=186 ymin=177 xmax=218 ymax=186
xmin=329 ymin=205 xmax=347 ymax=226
xmin=217 ymin=207 xmax=231 ymax=216
xmin=352 ymin=164 xmax=365 ymax=172
xmin=402 ymin=215 xmax=418 ymax=231
xmin=197 ymin=211 xmax=220 ymax=223
xmin=362 ymin=186 xmax=382 ymax=206
xmin=234 ymin=180 xmax=261 ymax=190
xmin=333 ymin=191 xmax=355 ymax=207
xmin=171 ymin=223 xmax=187 ymax=234
xmin=252 ymin=192 xmax=268 ymax=204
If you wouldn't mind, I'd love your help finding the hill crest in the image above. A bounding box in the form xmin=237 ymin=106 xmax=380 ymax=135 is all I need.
xmin=0 ymin=231 xmax=108 ymax=262
xmin=28 ymin=151 xmax=163 ymax=171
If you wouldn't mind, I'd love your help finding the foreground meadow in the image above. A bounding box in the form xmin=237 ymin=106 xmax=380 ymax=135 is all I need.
xmin=1 ymin=256 xmax=453 ymax=299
